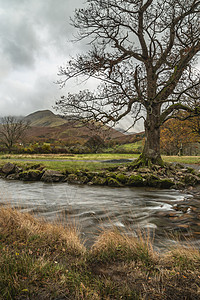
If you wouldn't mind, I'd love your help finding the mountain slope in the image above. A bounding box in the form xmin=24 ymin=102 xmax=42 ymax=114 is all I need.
xmin=24 ymin=110 xmax=67 ymax=127
xmin=24 ymin=110 xmax=125 ymax=144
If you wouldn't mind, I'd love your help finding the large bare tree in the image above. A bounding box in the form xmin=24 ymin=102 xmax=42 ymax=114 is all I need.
xmin=0 ymin=116 xmax=29 ymax=153
xmin=55 ymin=0 xmax=200 ymax=166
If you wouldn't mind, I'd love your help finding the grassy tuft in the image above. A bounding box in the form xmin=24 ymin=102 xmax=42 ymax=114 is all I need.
xmin=168 ymin=244 xmax=200 ymax=271
xmin=0 ymin=206 xmax=85 ymax=257
xmin=90 ymin=228 xmax=156 ymax=267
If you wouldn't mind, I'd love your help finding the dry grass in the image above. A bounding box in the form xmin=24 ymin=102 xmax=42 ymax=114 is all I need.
xmin=0 ymin=206 xmax=85 ymax=256
xmin=0 ymin=206 xmax=200 ymax=299
xmin=90 ymin=228 xmax=157 ymax=267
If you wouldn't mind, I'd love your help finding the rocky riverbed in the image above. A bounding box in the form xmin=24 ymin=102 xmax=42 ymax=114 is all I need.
xmin=1 ymin=161 xmax=200 ymax=189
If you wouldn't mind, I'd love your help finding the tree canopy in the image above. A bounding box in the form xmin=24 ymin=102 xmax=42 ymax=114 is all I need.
xmin=55 ymin=0 xmax=200 ymax=165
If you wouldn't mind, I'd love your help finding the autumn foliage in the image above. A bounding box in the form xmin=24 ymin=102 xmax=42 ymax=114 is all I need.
xmin=160 ymin=117 xmax=199 ymax=155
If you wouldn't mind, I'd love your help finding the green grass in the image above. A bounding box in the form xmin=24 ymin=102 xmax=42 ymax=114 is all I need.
xmin=0 ymin=207 xmax=200 ymax=299
xmin=0 ymin=153 xmax=138 ymax=160
xmin=0 ymin=159 xmax=125 ymax=173
xmin=111 ymin=141 xmax=143 ymax=152
xmin=0 ymin=153 xmax=138 ymax=173
xmin=162 ymin=155 xmax=200 ymax=165
xmin=0 ymin=154 xmax=199 ymax=175
xmin=1 ymin=153 xmax=200 ymax=163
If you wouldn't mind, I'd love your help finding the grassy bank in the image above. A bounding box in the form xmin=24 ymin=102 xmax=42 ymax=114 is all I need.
xmin=0 ymin=207 xmax=199 ymax=299
xmin=0 ymin=159 xmax=122 ymax=173
xmin=0 ymin=153 xmax=138 ymax=161
xmin=163 ymin=155 xmax=200 ymax=165
xmin=0 ymin=153 xmax=137 ymax=173
xmin=0 ymin=154 xmax=199 ymax=174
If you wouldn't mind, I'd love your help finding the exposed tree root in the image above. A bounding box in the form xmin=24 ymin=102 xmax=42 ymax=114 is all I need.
xmin=128 ymin=154 xmax=165 ymax=170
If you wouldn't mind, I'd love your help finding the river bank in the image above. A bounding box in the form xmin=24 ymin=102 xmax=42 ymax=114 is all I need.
xmin=0 ymin=206 xmax=199 ymax=299
xmin=1 ymin=158 xmax=200 ymax=190
xmin=0 ymin=156 xmax=200 ymax=298
xmin=2 ymin=176 xmax=199 ymax=250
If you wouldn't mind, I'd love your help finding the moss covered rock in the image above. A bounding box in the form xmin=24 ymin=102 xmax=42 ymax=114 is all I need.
xmin=146 ymin=174 xmax=174 ymax=188
xmin=128 ymin=175 xmax=145 ymax=187
xmin=67 ymin=174 xmax=79 ymax=184
xmin=183 ymin=174 xmax=200 ymax=186
xmin=159 ymin=178 xmax=174 ymax=189
xmin=2 ymin=163 xmax=17 ymax=175
xmin=79 ymin=175 xmax=90 ymax=184
xmin=19 ymin=169 xmax=44 ymax=181
xmin=116 ymin=173 xmax=128 ymax=184
xmin=107 ymin=177 xmax=122 ymax=187
xmin=91 ymin=176 xmax=107 ymax=185
xmin=146 ymin=174 xmax=161 ymax=187
xmin=41 ymin=170 xmax=65 ymax=183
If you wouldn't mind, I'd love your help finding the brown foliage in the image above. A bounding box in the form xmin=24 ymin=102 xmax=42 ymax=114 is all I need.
xmin=161 ymin=118 xmax=199 ymax=155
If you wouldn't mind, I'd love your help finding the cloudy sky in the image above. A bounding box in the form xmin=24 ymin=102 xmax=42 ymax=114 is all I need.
xmin=0 ymin=0 xmax=91 ymax=116
xmin=0 ymin=0 xmax=144 ymax=132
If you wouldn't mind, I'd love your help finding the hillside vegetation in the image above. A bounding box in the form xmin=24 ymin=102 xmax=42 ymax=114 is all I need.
xmin=23 ymin=110 xmax=126 ymax=145
xmin=24 ymin=110 xmax=68 ymax=127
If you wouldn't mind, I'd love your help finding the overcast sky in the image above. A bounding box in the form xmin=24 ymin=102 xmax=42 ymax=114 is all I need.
xmin=0 ymin=0 xmax=89 ymax=115
xmin=0 ymin=0 xmax=144 ymax=132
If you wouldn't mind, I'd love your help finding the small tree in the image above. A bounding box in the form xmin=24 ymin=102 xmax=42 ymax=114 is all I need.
xmin=55 ymin=0 xmax=200 ymax=166
xmin=85 ymin=134 xmax=105 ymax=153
xmin=0 ymin=116 xmax=29 ymax=153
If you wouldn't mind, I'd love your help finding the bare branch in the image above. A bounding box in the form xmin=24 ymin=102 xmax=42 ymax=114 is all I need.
xmin=56 ymin=0 xmax=200 ymax=163
xmin=0 ymin=116 xmax=29 ymax=152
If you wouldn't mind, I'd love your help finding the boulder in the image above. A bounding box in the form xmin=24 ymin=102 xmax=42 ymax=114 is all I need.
xmin=107 ymin=177 xmax=122 ymax=187
xmin=128 ymin=174 xmax=145 ymax=187
xmin=91 ymin=176 xmax=107 ymax=185
xmin=41 ymin=170 xmax=65 ymax=183
xmin=116 ymin=173 xmax=128 ymax=184
xmin=67 ymin=174 xmax=80 ymax=184
xmin=183 ymin=174 xmax=200 ymax=186
xmin=2 ymin=163 xmax=17 ymax=175
xmin=19 ymin=170 xmax=44 ymax=181
xmin=6 ymin=173 xmax=20 ymax=180
xmin=159 ymin=178 xmax=174 ymax=189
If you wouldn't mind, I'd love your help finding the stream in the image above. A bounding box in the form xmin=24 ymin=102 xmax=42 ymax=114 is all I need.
xmin=0 ymin=178 xmax=200 ymax=250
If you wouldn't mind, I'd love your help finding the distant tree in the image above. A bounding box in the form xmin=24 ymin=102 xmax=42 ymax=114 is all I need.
xmin=82 ymin=120 xmax=112 ymax=142
xmin=56 ymin=0 xmax=200 ymax=166
xmin=0 ymin=116 xmax=29 ymax=153
xmin=85 ymin=134 xmax=105 ymax=153
xmin=160 ymin=118 xmax=198 ymax=155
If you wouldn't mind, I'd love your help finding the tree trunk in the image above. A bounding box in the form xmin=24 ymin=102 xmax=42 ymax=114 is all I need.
xmin=140 ymin=104 xmax=164 ymax=166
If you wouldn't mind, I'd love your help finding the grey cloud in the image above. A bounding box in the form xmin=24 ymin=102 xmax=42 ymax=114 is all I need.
xmin=34 ymin=0 xmax=86 ymax=53
xmin=0 ymin=7 xmax=42 ymax=68
xmin=0 ymin=0 xmax=84 ymax=70
xmin=0 ymin=0 xmax=143 ymax=134
xmin=0 ymin=73 xmax=60 ymax=117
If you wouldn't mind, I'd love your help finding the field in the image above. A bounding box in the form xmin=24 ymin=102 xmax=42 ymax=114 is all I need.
xmin=0 ymin=153 xmax=138 ymax=161
xmin=0 ymin=153 xmax=199 ymax=174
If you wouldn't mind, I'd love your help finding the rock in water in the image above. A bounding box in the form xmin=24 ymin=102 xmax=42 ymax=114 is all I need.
xmin=2 ymin=163 xmax=16 ymax=175
xmin=41 ymin=170 xmax=65 ymax=182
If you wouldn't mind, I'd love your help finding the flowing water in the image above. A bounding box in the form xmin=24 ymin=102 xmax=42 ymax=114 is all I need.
xmin=0 ymin=178 xmax=200 ymax=249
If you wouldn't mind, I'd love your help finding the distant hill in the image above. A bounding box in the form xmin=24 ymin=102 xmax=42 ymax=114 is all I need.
xmin=115 ymin=127 xmax=138 ymax=135
xmin=114 ymin=131 xmax=145 ymax=144
xmin=24 ymin=110 xmax=125 ymax=144
xmin=24 ymin=110 xmax=68 ymax=127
